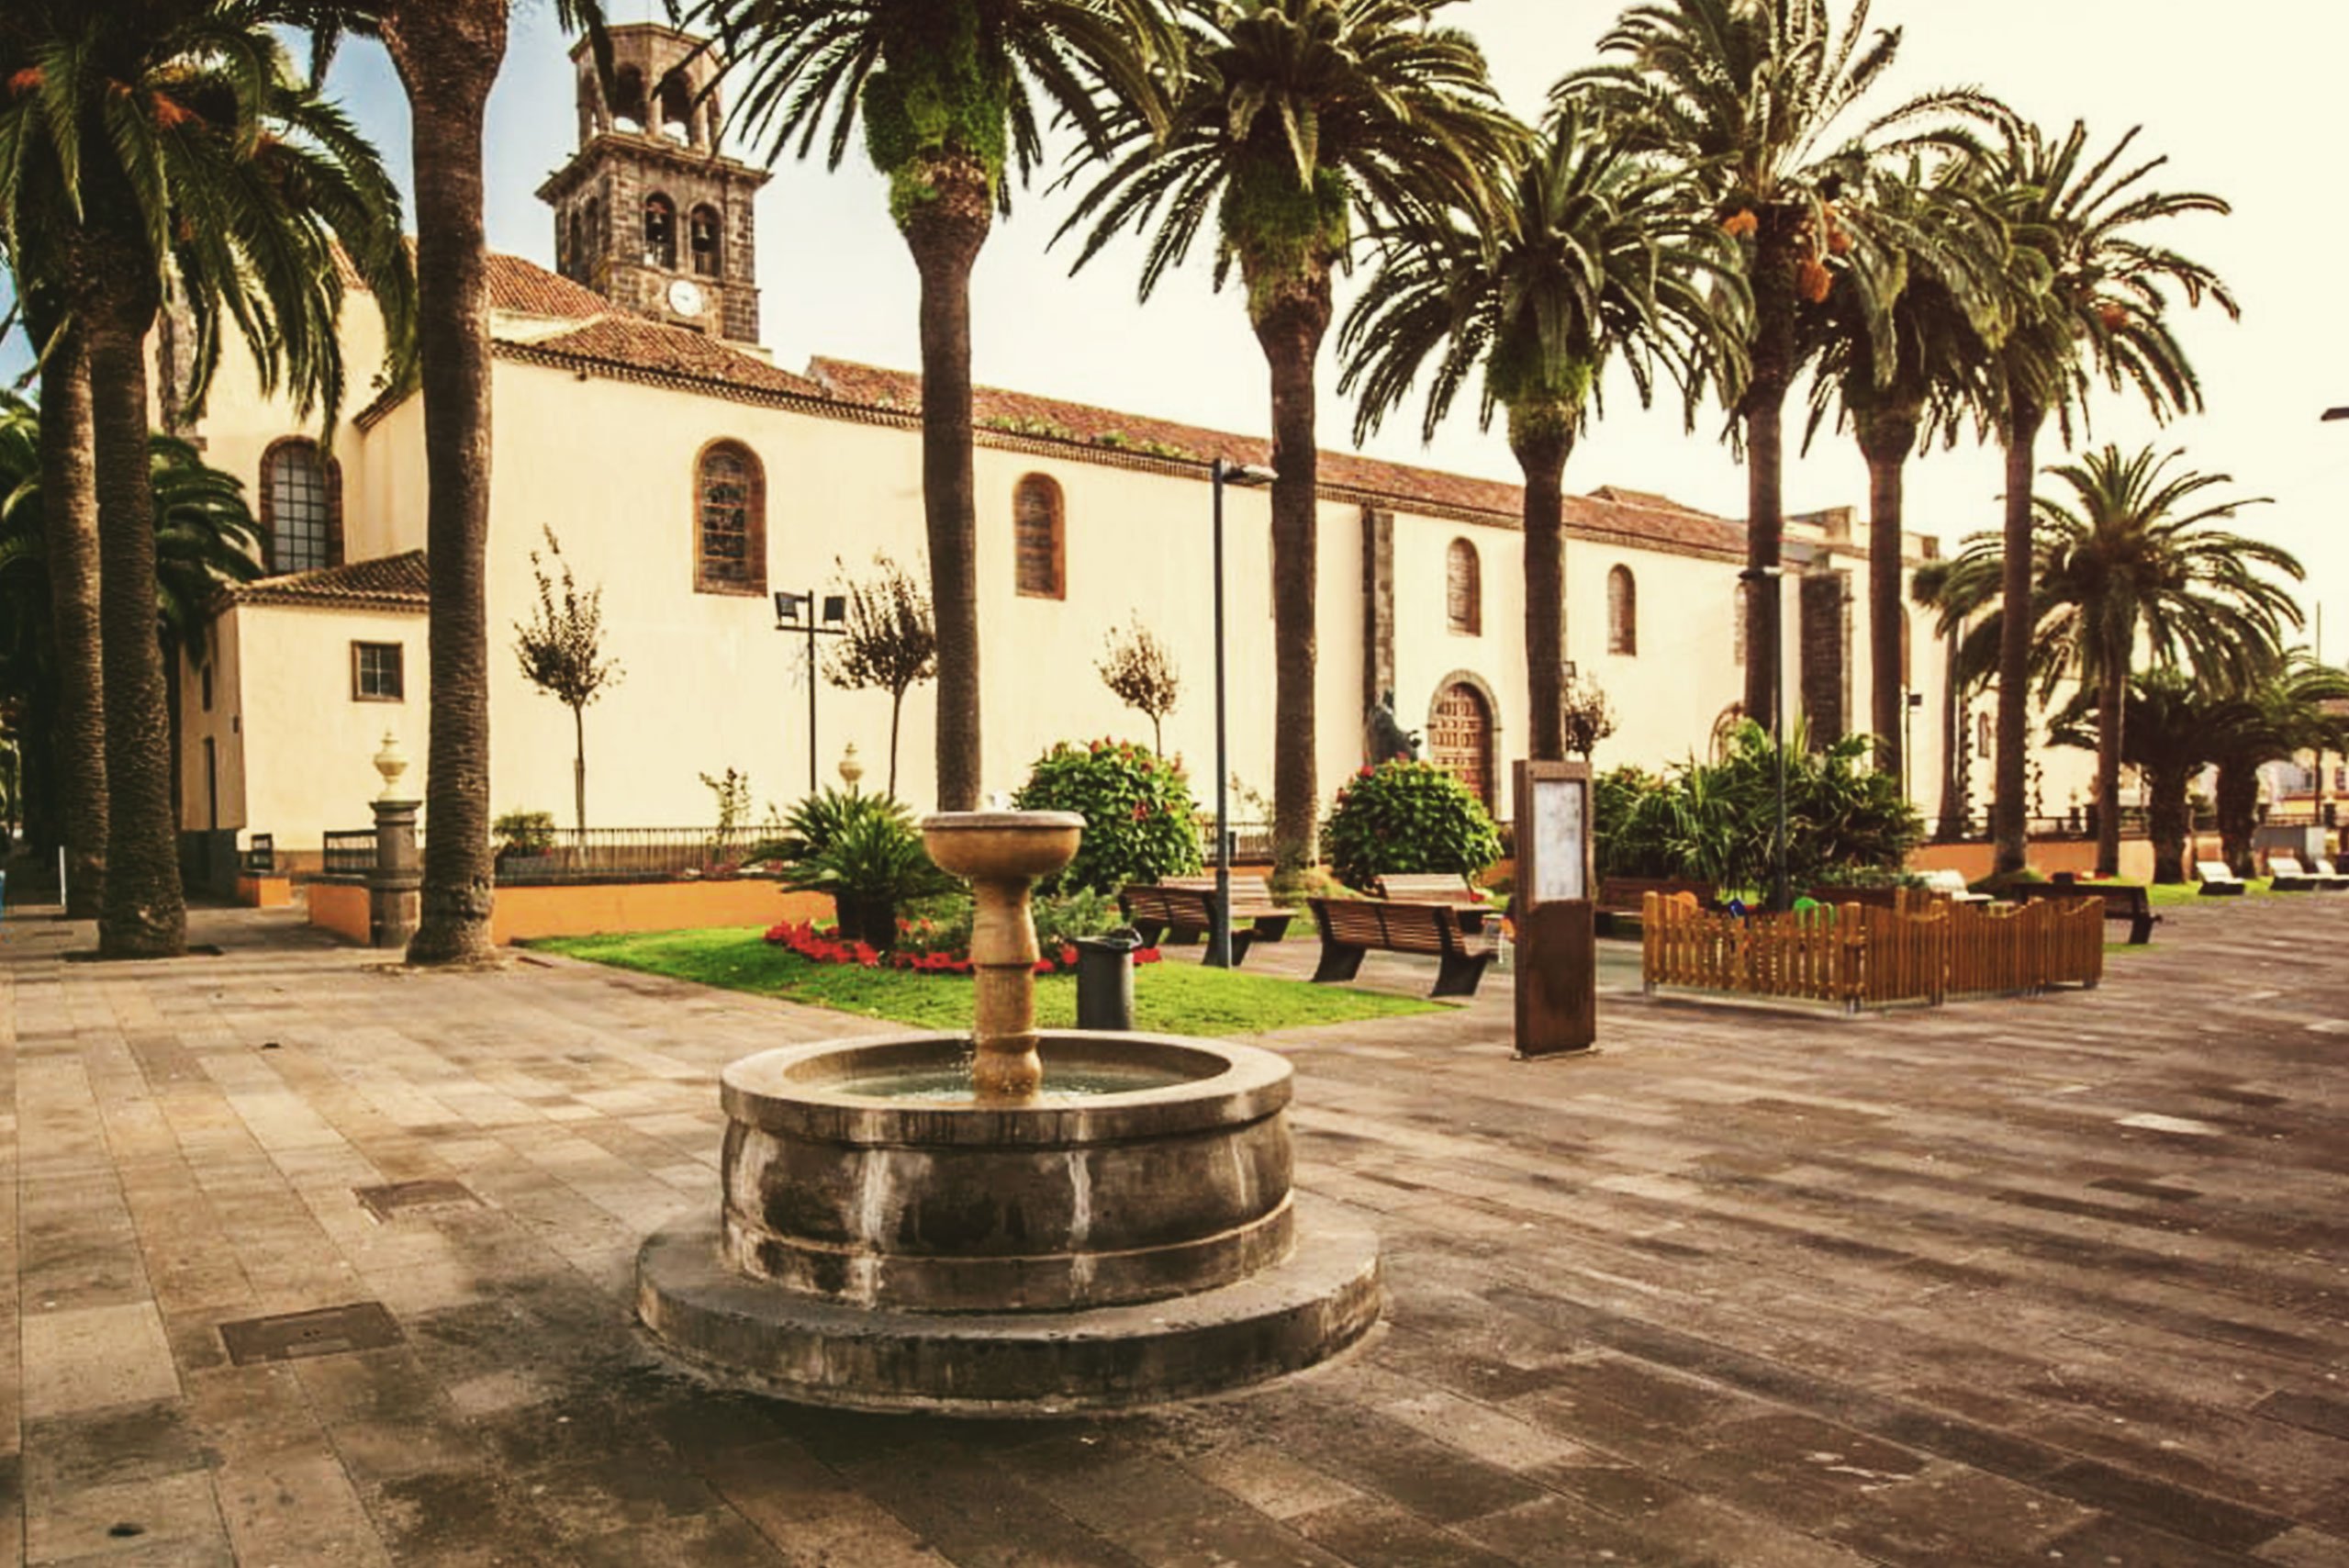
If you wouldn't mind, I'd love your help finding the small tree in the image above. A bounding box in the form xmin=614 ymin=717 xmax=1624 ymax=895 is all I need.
xmin=1559 ymin=674 xmax=1618 ymax=764
xmin=824 ymin=554 xmax=936 ymax=798
xmin=513 ymin=528 xmax=621 ymax=833
xmin=1098 ymin=615 xmax=1180 ymax=754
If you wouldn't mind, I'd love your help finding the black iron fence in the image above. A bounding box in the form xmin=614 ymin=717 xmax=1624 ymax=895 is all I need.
xmin=321 ymin=830 xmax=377 ymax=876
xmin=317 ymin=826 xmax=784 ymax=884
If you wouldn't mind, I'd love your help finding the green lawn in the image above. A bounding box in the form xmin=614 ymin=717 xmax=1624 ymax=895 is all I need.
xmin=533 ymin=926 xmax=1440 ymax=1035
xmin=2144 ymin=878 xmax=2276 ymax=907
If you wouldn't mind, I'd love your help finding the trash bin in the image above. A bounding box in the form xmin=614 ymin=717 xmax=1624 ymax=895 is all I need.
xmin=1073 ymin=928 xmax=1144 ymax=1032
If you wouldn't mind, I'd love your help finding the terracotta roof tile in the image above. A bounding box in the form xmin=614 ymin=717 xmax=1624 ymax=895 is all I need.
xmin=808 ymin=358 xmax=1747 ymax=558
xmin=338 ymin=243 xmax=609 ymax=322
xmin=514 ymin=315 xmax=822 ymax=398
xmin=226 ymin=550 xmax=429 ymax=611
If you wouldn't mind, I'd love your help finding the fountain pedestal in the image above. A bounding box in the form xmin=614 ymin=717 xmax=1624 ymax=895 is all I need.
xmin=635 ymin=810 xmax=1382 ymax=1413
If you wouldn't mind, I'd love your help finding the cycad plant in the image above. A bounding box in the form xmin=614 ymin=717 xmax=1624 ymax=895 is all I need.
xmin=1340 ymin=104 xmax=1744 ymax=761
xmin=0 ymin=1 xmax=414 ymax=956
xmin=1568 ymin=0 xmax=1994 ymax=730
xmin=692 ymin=0 xmax=1180 ymax=814
xmin=1061 ymin=0 xmax=1521 ymax=885
xmin=1977 ymin=118 xmax=2235 ymax=875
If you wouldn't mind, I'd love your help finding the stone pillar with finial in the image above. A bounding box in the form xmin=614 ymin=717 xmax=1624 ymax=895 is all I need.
xmin=368 ymin=731 xmax=423 ymax=948
xmin=837 ymin=743 xmax=865 ymax=793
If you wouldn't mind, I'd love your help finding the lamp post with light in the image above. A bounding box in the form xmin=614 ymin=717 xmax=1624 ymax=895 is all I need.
xmin=774 ymin=589 xmax=847 ymax=795
xmin=1208 ymin=458 xmax=1278 ymax=969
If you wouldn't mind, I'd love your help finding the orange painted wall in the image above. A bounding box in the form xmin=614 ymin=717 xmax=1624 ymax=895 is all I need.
xmin=1908 ymin=837 xmax=2199 ymax=885
xmin=308 ymin=879 xmax=371 ymax=943
xmin=487 ymin=880 xmax=833 ymax=944
xmin=238 ymin=874 xmax=294 ymax=909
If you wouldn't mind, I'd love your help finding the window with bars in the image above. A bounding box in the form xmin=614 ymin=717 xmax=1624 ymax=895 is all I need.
xmin=695 ymin=441 xmax=764 ymax=595
xmin=1445 ymin=539 xmax=1481 ymax=634
xmin=1607 ymin=566 xmax=1638 ymax=655
xmin=1014 ymin=475 xmax=1064 ymax=599
xmin=262 ymin=439 xmax=338 ymax=573
xmin=352 ymin=642 xmax=404 ymax=701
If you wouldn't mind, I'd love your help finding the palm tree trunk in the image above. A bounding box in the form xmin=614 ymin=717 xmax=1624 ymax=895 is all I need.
xmin=1252 ymin=274 xmax=1333 ymax=891
xmin=1935 ymin=634 xmax=1965 ymax=841
xmin=84 ymin=260 xmax=186 ymax=957
xmin=1995 ymin=403 xmax=2044 ymax=875
xmin=2095 ymin=659 xmax=2125 ymax=878
xmin=1739 ymin=227 xmax=1797 ymax=731
xmin=1855 ymin=408 xmax=1918 ymax=781
xmin=34 ymin=316 xmax=106 ymax=918
xmin=2145 ymin=760 xmax=2189 ymax=883
xmin=899 ymin=152 xmax=991 ymax=813
xmin=2215 ymin=756 xmax=2258 ymax=874
xmin=1512 ymin=413 xmax=1572 ymax=761
xmin=381 ymin=1 xmax=506 ymax=965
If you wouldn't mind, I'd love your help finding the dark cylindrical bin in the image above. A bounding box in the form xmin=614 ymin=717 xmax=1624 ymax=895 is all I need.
xmin=1074 ymin=929 xmax=1145 ymax=1031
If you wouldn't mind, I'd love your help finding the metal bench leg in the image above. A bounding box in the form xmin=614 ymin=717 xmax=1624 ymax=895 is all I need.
xmin=1311 ymin=944 xmax=1365 ymax=984
xmin=1229 ymin=932 xmax=1257 ymax=968
xmin=1432 ymin=952 xmax=1492 ymax=999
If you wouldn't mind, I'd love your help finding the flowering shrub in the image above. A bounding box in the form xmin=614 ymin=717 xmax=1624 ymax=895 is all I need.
xmin=1012 ymin=739 xmax=1202 ymax=895
xmin=1319 ymin=759 xmax=1504 ymax=891
xmin=763 ymin=919 xmax=1163 ymax=977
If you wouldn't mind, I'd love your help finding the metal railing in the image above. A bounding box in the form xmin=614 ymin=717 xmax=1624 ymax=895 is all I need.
xmin=491 ymin=827 xmax=777 ymax=885
xmin=321 ymin=830 xmax=376 ymax=876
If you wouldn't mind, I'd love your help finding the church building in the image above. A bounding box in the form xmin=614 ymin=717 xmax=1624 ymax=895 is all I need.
xmin=172 ymin=24 xmax=1980 ymax=868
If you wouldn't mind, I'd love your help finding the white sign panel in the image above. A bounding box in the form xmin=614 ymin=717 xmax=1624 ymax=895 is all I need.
xmin=1528 ymin=777 xmax=1586 ymax=903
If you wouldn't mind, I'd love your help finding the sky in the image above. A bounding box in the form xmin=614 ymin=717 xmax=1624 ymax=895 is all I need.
xmin=13 ymin=1 xmax=2349 ymax=645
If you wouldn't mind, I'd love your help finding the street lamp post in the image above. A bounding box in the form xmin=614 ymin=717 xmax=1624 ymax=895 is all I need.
xmin=1739 ymin=565 xmax=1790 ymax=912
xmin=1904 ymin=689 xmax=1924 ymax=808
xmin=1208 ymin=458 xmax=1277 ymax=969
xmin=774 ymin=589 xmax=848 ymax=795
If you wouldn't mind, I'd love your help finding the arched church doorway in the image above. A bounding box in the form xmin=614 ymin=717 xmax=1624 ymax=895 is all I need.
xmin=1428 ymin=680 xmax=1495 ymax=811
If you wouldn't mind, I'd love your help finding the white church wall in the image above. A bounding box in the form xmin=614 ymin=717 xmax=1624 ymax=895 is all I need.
xmin=231 ymin=603 xmax=427 ymax=845
xmin=177 ymin=613 xmax=245 ymax=834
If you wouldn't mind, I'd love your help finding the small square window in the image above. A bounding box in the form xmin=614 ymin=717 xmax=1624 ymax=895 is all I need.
xmin=353 ymin=642 xmax=404 ymax=702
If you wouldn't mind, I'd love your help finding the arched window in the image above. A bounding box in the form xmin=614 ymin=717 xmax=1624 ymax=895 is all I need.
xmin=1445 ymin=539 xmax=1481 ymax=634
xmin=1607 ymin=566 xmax=1638 ymax=655
xmin=643 ymin=193 xmax=677 ymax=270
xmin=695 ymin=440 xmax=764 ymax=595
xmin=689 ymin=205 xmax=722 ymax=277
xmin=259 ymin=438 xmax=340 ymax=574
xmin=658 ymin=73 xmax=694 ymax=143
xmin=1014 ymin=475 xmax=1065 ymax=599
xmin=611 ymin=65 xmax=647 ymax=131
xmin=564 ymin=206 xmax=584 ymax=277
xmin=582 ymin=195 xmax=604 ymax=263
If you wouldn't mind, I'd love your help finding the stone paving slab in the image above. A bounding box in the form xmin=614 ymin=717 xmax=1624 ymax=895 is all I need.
xmin=2 ymin=898 xmax=2344 ymax=1564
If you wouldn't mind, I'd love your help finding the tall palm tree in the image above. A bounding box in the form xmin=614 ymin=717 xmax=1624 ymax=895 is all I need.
xmin=0 ymin=2 xmax=414 ymax=957
xmin=1978 ymin=118 xmax=2234 ymax=875
xmin=2051 ymin=669 xmax=2218 ymax=884
xmin=1963 ymin=445 xmax=2299 ymax=878
xmin=693 ymin=0 xmax=1178 ymax=815
xmin=2205 ymin=655 xmax=2349 ymax=875
xmin=1569 ymin=0 xmax=1989 ymax=731
xmin=1062 ymin=0 xmax=1519 ymax=884
xmin=1800 ymin=153 xmax=2012 ymax=780
xmin=1339 ymin=104 xmax=1744 ymax=761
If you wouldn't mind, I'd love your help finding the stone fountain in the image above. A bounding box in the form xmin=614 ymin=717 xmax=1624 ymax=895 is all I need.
xmin=635 ymin=811 xmax=1382 ymax=1413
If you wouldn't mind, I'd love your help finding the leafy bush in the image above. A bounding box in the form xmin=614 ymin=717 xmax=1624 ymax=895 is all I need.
xmin=766 ymin=786 xmax=912 ymax=863
xmin=891 ymin=887 xmax=1124 ymax=962
xmin=780 ymin=804 xmax=955 ymax=948
xmin=1594 ymin=722 xmax=1922 ymax=891
xmin=1012 ymin=740 xmax=1202 ymax=895
xmin=1319 ymin=759 xmax=1504 ymax=891
xmin=493 ymin=809 xmax=556 ymax=863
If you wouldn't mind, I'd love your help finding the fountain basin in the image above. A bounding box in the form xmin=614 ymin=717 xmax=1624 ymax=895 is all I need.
xmin=720 ymin=1032 xmax=1295 ymax=1312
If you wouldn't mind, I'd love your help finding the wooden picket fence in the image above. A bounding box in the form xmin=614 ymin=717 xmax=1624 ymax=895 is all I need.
xmin=1640 ymin=890 xmax=2104 ymax=1012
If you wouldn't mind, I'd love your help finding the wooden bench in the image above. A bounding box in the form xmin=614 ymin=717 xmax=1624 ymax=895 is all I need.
xmin=1306 ymin=897 xmax=1496 ymax=998
xmin=1117 ymin=885 xmax=1281 ymax=962
xmin=1594 ymin=877 xmax=1718 ymax=933
xmin=1373 ymin=873 xmax=1492 ymax=931
xmin=2195 ymin=859 xmax=2247 ymax=896
xmin=1158 ymin=877 xmax=1297 ymax=942
xmin=1997 ymin=882 xmax=2158 ymax=945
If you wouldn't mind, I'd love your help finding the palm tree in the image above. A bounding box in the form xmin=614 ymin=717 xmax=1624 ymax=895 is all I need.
xmin=1569 ymin=0 xmax=1989 ymax=731
xmin=1 ymin=2 xmax=414 ymax=956
xmin=1800 ymin=154 xmax=2012 ymax=779
xmin=1961 ymin=445 xmax=2298 ymax=878
xmin=1062 ymin=0 xmax=1520 ymax=884
xmin=1977 ymin=118 xmax=2234 ymax=875
xmin=2052 ymin=669 xmax=2218 ymax=884
xmin=693 ymin=0 xmax=1178 ymax=816
xmin=1339 ymin=104 xmax=1743 ymax=761
xmin=2204 ymin=655 xmax=2349 ymax=877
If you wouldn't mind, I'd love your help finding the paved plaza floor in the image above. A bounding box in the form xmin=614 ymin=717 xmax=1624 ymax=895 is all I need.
xmin=1 ymin=895 xmax=2343 ymax=1566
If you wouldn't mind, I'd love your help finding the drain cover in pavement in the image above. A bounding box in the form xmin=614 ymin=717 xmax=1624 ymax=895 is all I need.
xmin=218 ymin=1301 xmax=404 ymax=1364
xmin=353 ymin=1180 xmax=479 ymax=1221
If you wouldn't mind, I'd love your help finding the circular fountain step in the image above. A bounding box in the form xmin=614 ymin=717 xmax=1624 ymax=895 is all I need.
xmin=637 ymin=1194 xmax=1383 ymax=1415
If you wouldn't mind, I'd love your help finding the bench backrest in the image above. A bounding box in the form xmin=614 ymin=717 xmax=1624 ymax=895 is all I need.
xmin=1162 ymin=874 xmax=1274 ymax=902
xmin=2319 ymin=858 xmax=2344 ymax=878
xmin=1122 ymin=884 xmax=1217 ymax=925
xmin=2195 ymin=861 xmax=2239 ymax=884
xmin=1920 ymin=868 xmax=1970 ymax=895
xmin=1376 ymin=874 xmax=1476 ymax=903
xmin=1309 ymin=898 xmax=1464 ymax=957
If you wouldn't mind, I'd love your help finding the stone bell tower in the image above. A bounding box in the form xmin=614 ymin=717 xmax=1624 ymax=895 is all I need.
xmin=534 ymin=24 xmax=768 ymax=343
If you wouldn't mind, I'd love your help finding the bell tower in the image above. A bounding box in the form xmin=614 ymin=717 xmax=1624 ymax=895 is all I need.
xmin=535 ymin=25 xmax=768 ymax=343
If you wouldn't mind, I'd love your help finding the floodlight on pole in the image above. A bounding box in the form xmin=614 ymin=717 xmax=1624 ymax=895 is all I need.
xmin=775 ymin=589 xmax=849 ymax=795
xmin=1207 ymin=457 xmax=1277 ymax=969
